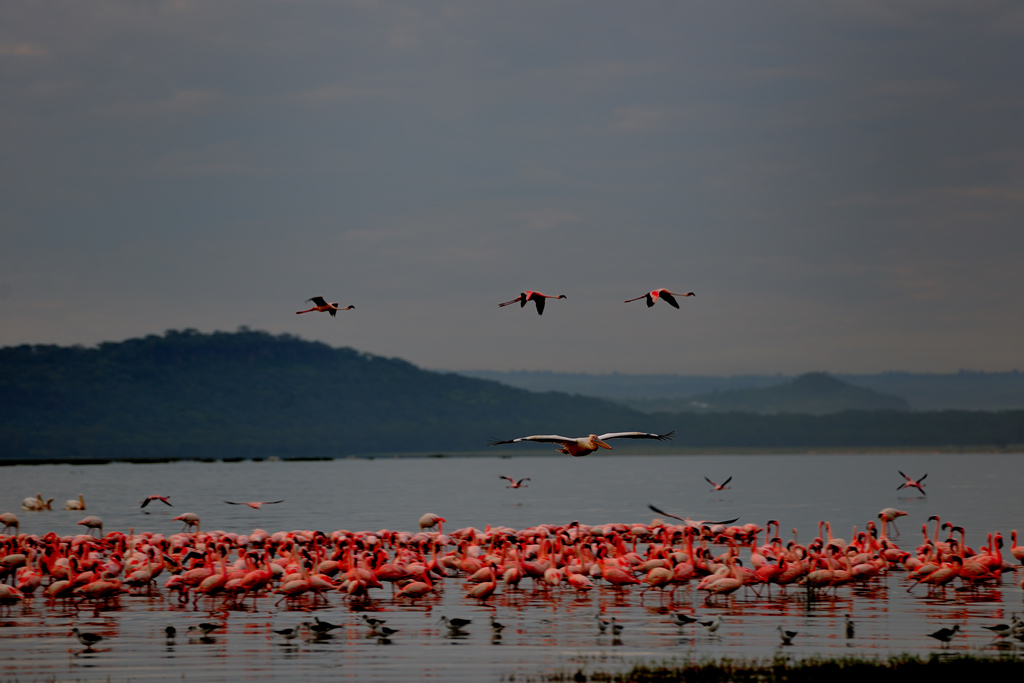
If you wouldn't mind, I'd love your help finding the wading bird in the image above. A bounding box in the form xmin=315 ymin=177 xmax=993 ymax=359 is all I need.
xmin=777 ymin=625 xmax=797 ymax=645
xmin=418 ymin=513 xmax=446 ymax=532
xmin=224 ymin=500 xmax=284 ymax=509
xmin=77 ymin=516 xmax=103 ymax=537
xmin=296 ymin=296 xmax=354 ymax=317
xmin=70 ymin=627 xmax=103 ymax=650
xmin=897 ymin=471 xmax=927 ymax=495
xmin=173 ymin=513 xmax=200 ymax=532
xmin=927 ymin=624 xmax=960 ymax=646
xmin=500 ymin=476 xmax=530 ymax=489
xmin=498 ymin=291 xmax=566 ymax=315
xmin=624 ymin=288 xmax=695 ymax=308
xmin=488 ymin=430 xmax=674 ymax=457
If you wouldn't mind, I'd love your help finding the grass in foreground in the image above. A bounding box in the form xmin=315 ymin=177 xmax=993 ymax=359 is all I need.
xmin=534 ymin=653 xmax=1024 ymax=682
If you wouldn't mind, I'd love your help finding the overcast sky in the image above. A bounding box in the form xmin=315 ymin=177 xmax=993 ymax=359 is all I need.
xmin=2 ymin=1 xmax=1022 ymax=375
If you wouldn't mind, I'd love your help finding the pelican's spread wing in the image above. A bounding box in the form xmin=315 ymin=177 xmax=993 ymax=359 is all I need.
xmin=488 ymin=434 xmax=575 ymax=447
xmin=308 ymin=296 xmax=328 ymax=306
xmin=596 ymin=430 xmax=675 ymax=442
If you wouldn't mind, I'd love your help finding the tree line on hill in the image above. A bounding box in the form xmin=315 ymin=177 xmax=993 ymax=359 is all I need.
xmin=1 ymin=329 xmax=1021 ymax=462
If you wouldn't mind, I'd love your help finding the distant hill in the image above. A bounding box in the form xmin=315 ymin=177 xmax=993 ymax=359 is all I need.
xmin=458 ymin=369 xmax=1024 ymax=411
xmin=0 ymin=329 xmax=666 ymax=461
xmin=653 ymin=372 xmax=910 ymax=415
xmin=1 ymin=331 xmax=1022 ymax=461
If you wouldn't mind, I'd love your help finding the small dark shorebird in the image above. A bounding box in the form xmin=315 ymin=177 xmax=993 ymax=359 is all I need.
xmin=777 ymin=625 xmax=797 ymax=645
xmin=927 ymin=624 xmax=960 ymax=646
xmin=71 ymin=627 xmax=103 ymax=650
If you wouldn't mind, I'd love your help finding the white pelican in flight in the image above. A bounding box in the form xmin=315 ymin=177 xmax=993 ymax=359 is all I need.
xmin=498 ymin=291 xmax=566 ymax=315
xmin=624 ymin=289 xmax=694 ymax=309
xmin=488 ymin=430 xmax=674 ymax=457
xmin=296 ymin=296 xmax=354 ymax=317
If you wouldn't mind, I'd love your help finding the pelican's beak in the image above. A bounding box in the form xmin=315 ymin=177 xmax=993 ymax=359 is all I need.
xmin=596 ymin=439 xmax=612 ymax=450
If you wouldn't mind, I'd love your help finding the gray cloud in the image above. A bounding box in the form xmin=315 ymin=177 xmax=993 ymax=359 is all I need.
xmin=1 ymin=1 xmax=1021 ymax=374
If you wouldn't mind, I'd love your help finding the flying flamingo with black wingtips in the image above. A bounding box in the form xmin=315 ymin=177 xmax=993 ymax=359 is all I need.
xmin=897 ymin=471 xmax=927 ymax=495
xmin=140 ymin=495 xmax=173 ymax=509
xmin=224 ymin=500 xmax=284 ymax=509
xmin=498 ymin=291 xmax=566 ymax=315
xmin=624 ymin=288 xmax=695 ymax=309
xmin=705 ymin=476 xmax=732 ymax=491
xmin=296 ymin=296 xmax=354 ymax=317
xmin=488 ymin=430 xmax=675 ymax=457
xmin=500 ymin=477 xmax=530 ymax=489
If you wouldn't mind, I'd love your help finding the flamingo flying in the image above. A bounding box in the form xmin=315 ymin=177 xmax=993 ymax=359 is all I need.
xmin=488 ymin=430 xmax=675 ymax=457
xmin=624 ymin=288 xmax=695 ymax=309
xmin=140 ymin=495 xmax=172 ymax=508
xmin=500 ymin=476 xmax=530 ymax=489
xmin=705 ymin=476 xmax=732 ymax=491
xmin=224 ymin=500 xmax=284 ymax=509
xmin=296 ymin=296 xmax=354 ymax=317
xmin=897 ymin=471 xmax=927 ymax=495
xmin=646 ymin=504 xmax=739 ymax=528
xmin=498 ymin=291 xmax=566 ymax=316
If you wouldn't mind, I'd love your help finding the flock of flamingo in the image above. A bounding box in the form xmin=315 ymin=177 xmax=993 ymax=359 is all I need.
xmin=2 ymin=482 xmax=1024 ymax=653
xmin=2 ymin=287 xmax=1020 ymax=662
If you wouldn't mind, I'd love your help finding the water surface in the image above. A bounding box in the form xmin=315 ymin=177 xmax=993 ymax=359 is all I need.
xmin=1 ymin=452 xmax=1021 ymax=681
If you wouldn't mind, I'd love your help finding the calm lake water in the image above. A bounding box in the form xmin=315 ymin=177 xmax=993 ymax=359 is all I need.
xmin=1 ymin=452 xmax=1022 ymax=681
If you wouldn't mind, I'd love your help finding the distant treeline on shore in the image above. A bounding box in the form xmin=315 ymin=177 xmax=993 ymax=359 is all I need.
xmin=2 ymin=329 xmax=1022 ymax=462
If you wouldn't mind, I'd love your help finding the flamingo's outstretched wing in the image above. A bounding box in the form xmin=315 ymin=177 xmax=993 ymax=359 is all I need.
xmin=534 ymin=296 xmax=546 ymax=315
xmin=488 ymin=434 xmax=574 ymax=447
xmin=647 ymin=504 xmax=738 ymax=527
xmin=498 ymin=293 xmax=526 ymax=308
xmin=307 ymin=296 xmax=328 ymax=306
xmin=661 ymin=292 xmax=681 ymax=308
xmin=597 ymin=430 xmax=675 ymax=442
xmin=720 ymin=476 xmax=732 ymax=487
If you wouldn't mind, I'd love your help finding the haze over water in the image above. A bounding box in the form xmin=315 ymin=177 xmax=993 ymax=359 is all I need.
xmin=2 ymin=452 xmax=1021 ymax=681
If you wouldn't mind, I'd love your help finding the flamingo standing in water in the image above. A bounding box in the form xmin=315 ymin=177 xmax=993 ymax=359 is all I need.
xmin=488 ymin=430 xmax=674 ymax=457
xmin=500 ymin=477 xmax=530 ymax=489
xmin=77 ymin=516 xmax=103 ymax=537
xmin=897 ymin=471 xmax=927 ymax=495
xmin=624 ymin=289 xmax=695 ymax=309
xmin=498 ymin=291 xmax=566 ymax=315
xmin=296 ymin=296 xmax=354 ymax=317
xmin=173 ymin=513 xmax=200 ymax=532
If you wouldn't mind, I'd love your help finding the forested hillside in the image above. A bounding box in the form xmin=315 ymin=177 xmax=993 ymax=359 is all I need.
xmin=1 ymin=330 xmax=1021 ymax=461
xmin=0 ymin=329 xmax=661 ymax=460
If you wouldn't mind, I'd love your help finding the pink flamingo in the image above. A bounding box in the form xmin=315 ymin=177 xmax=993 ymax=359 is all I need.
xmin=498 ymin=291 xmax=566 ymax=315
xmin=224 ymin=500 xmax=284 ymax=509
xmin=489 ymin=430 xmax=674 ymax=457
xmin=705 ymin=476 xmax=732 ymax=491
xmin=140 ymin=496 xmax=172 ymax=509
xmin=296 ymin=296 xmax=354 ymax=316
xmin=897 ymin=471 xmax=927 ymax=495
xmin=500 ymin=476 xmax=530 ymax=489
xmin=624 ymin=288 xmax=695 ymax=308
